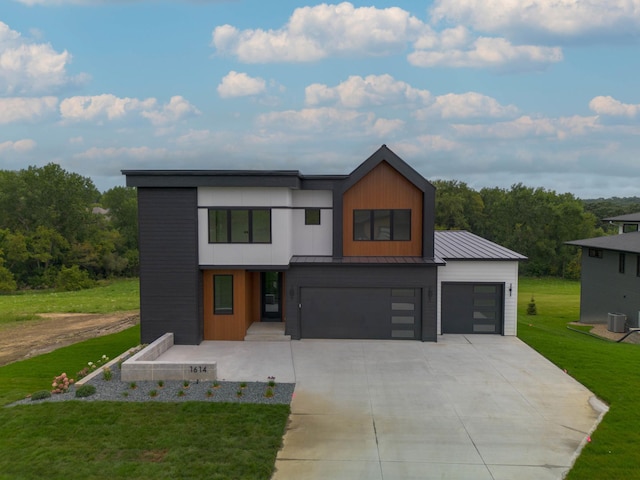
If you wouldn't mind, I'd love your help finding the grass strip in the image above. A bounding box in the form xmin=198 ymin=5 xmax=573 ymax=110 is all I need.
xmin=518 ymin=277 xmax=640 ymax=480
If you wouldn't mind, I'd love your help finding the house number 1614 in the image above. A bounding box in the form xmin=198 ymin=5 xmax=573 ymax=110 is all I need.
xmin=189 ymin=366 xmax=207 ymax=373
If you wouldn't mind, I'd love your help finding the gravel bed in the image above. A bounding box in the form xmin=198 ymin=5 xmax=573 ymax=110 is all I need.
xmin=9 ymin=365 xmax=294 ymax=406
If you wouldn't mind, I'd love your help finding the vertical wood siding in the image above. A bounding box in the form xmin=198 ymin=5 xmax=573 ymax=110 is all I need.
xmin=342 ymin=162 xmax=423 ymax=256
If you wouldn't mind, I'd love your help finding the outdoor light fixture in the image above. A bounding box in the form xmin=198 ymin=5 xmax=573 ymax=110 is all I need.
xmin=509 ymin=283 xmax=513 ymax=297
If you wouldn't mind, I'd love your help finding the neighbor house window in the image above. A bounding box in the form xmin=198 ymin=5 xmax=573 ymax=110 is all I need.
xmin=208 ymin=209 xmax=271 ymax=243
xmin=305 ymin=208 xmax=321 ymax=225
xmin=637 ymin=256 xmax=640 ymax=277
xmin=623 ymin=223 xmax=639 ymax=233
xmin=213 ymin=275 xmax=233 ymax=315
xmin=619 ymin=253 xmax=626 ymax=274
xmin=588 ymin=248 xmax=603 ymax=259
xmin=353 ymin=209 xmax=410 ymax=241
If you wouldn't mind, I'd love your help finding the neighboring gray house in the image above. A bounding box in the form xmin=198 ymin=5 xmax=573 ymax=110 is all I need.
xmin=567 ymin=213 xmax=640 ymax=327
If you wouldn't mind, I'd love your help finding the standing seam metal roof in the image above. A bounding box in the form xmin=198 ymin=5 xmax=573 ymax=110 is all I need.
xmin=434 ymin=230 xmax=527 ymax=261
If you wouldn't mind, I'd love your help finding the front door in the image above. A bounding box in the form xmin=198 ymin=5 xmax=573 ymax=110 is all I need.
xmin=261 ymin=272 xmax=283 ymax=322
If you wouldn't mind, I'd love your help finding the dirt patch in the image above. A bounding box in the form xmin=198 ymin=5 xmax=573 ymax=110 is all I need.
xmin=0 ymin=311 xmax=139 ymax=367
xmin=569 ymin=322 xmax=640 ymax=344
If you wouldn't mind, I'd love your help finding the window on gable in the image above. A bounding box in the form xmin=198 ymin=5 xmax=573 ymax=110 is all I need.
xmin=619 ymin=253 xmax=626 ymax=274
xmin=353 ymin=209 xmax=411 ymax=241
xmin=213 ymin=275 xmax=233 ymax=314
xmin=208 ymin=209 xmax=271 ymax=243
xmin=305 ymin=208 xmax=321 ymax=225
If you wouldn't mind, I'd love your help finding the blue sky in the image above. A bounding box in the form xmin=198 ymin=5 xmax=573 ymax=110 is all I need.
xmin=1 ymin=0 xmax=639 ymax=198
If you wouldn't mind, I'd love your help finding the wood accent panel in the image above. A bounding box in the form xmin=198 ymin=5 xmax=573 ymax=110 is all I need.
xmin=203 ymin=269 xmax=255 ymax=340
xmin=343 ymin=161 xmax=423 ymax=256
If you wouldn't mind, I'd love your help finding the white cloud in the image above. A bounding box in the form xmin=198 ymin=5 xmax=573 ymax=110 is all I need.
xmin=416 ymin=92 xmax=518 ymax=119
xmin=0 ymin=21 xmax=85 ymax=94
xmin=73 ymin=145 xmax=169 ymax=161
xmin=371 ymin=118 xmax=405 ymax=136
xmin=212 ymin=2 xmax=424 ymax=63
xmin=140 ymin=95 xmax=200 ymax=125
xmin=60 ymin=94 xmax=199 ymax=125
xmin=452 ymin=115 xmax=599 ymax=139
xmin=305 ymin=74 xmax=431 ymax=108
xmin=430 ymin=0 xmax=640 ymax=40
xmin=409 ymin=36 xmax=562 ymax=69
xmin=217 ymin=71 xmax=266 ymax=98
xmin=0 ymin=97 xmax=58 ymax=124
xmin=589 ymin=96 xmax=640 ymax=118
xmin=0 ymin=138 xmax=36 ymax=153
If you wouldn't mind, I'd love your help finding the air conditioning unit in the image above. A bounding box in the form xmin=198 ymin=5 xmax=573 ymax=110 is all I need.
xmin=607 ymin=313 xmax=627 ymax=333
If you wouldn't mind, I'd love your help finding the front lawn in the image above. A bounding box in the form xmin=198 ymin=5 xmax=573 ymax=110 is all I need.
xmin=518 ymin=277 xmax=640 ymax=479
xmin=0 ymin=326 xmax=289 ymax=480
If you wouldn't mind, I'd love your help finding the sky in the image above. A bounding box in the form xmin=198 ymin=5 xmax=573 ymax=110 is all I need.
xmin=1 ymin=0 xmax=639 ymax=199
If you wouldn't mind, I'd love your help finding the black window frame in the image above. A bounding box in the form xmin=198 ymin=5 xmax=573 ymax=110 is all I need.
xmin=353 ymin=209 xmax=411 ymax=241
xmin=304 ymin=208 xmax=321 ymax=225
xmin=623 ymin=223 xmax=639 ymax=233
xmin=213 ymin=275 xmax=234 ymax=315
xmin=588 ymin=248 xmax=603 ymax=259
xmin=637 ymin=255 xmax=640 ymax=277
xmin=619 ymin=253 xmax=626 ymax=274
xmin=208 ymin=208 xmax=272 ymax=244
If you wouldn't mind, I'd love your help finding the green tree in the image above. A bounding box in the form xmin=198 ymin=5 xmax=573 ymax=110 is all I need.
xmin=433 ymin=180 xmax=484 ymax=231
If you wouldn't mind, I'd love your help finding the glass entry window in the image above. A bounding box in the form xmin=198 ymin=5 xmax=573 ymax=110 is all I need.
xmin=261 ymin=272 xmax=283 ymax=321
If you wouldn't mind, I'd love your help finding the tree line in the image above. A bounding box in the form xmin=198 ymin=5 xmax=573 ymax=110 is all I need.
xmin=0 ymin=163 xmax=636 ymax=291
xmin=0 ymin=163 xmax=137 ymax=291
xmin=434 ymin=180 xmax=640 ymax=279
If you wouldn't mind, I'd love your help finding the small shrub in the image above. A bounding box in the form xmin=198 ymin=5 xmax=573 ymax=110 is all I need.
xmin=527 ymin=296 xmax=537 ymax=316
xmin=122 ymin=392 xmax=129 ymax=398
xmin=157 ymin=380 xmax=164 ymax=388
xmin=206 ymin=389 xmax=213 ymax=397
xmin=177 ymin=390 xmax=185 ymax=397
xmin=183 ymin=380 xmax=190 ymax=388
xmin=267 ymin=376 xmax=276 ymax=387
xmin=102 ymin=367 xmax=113 ymax=381
xmin=31 ymin=390 xmax=52 ymax=401
xmin=212 ymin=380 xmax=220 ymax=388
xmin=149 ymin=390 xmax=158 ymax=397
xmin=55 ymin=265 xmax=96 ymax=292
xmin=264 ymin=387 xmax=274 ymax=398
xmin=75 ymin=384 xmax=96 ymax=398
xmin=236 ymin=389 xmax=243 ymax=397
xmin=76 ymin=367 xmax=90 ymax=379
xmin=129 ymin=382 xmax=137 ymax=389
xmin=239 ymin=381 xmax=247 ymax=389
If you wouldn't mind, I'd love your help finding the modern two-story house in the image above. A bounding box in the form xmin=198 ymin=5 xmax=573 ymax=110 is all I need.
xmin=123 ymin=145 xmax=525 ymax=344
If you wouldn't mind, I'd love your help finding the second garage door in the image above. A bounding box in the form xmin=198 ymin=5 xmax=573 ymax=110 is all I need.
xmin=442 ymin=283 xmax=504 ymax=334
xmin=300 ymin=287 xmax=421 ymax=339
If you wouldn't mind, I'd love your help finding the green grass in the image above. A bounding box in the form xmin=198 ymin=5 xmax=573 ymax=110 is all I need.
xmin=0 ymin=325 xmax=289 ymax=480
xmin=518 ymin=277 xmax=640 ymax=479
xmin=0 ymin=278 xmax=139 ymax=324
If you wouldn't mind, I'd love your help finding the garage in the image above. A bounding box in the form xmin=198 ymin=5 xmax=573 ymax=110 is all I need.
xmin=300 ymin=287 xmax=421 ymax=339
xmin=441 ymin=283 xmax=504 ymax=334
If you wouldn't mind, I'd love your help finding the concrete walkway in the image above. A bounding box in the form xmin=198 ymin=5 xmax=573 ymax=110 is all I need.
xmin=159 ymin=335 xmax=606 ymax=480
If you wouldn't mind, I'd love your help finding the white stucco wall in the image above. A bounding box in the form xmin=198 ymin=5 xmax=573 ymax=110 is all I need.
xmin=437 ymin=260 xmax=520 ymax=336
xmin=197 ymin=187 xmax=333 ymax=265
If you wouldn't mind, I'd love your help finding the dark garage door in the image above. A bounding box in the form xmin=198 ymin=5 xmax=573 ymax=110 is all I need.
xmin=442 ymin=283 xmax=504 ymax=334
xmin=300 ymin=287 xmax=421 ymax=339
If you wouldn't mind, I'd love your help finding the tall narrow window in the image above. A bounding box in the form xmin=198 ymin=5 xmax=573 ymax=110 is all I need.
xmin=214 ymin=275 xmax=233 ymax=314
xmin=619 ymin=253 xmax=626 ymax=274
xmin=637 ymin=255 xmax=640 ymax=277
xmin=208 ymin=209 xmax=271 ymax=243
xmin=353 ymin=209 xmax=411 ymax=241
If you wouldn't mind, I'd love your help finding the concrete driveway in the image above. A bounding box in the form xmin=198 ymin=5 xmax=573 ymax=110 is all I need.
xmin=271 ymin=335 xmax=606 ymax=480
xmin=159 ymin=335 xmax=606 ymax=479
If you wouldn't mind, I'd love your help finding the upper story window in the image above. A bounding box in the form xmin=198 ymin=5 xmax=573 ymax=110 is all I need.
xmin=208 ymin=209 xmax=271 ymax=243
xmin=588 ymin=248 xmax=603 ymax=259
xmin=623 ymin=223 xmax=639 ymax=233
xmin=353 ymin=209 xmax=411 ymax=241
xmin=619 ymin=253 xmax=626 ymax=274
xmin=305 ymin=208 xmax=321 ymax=225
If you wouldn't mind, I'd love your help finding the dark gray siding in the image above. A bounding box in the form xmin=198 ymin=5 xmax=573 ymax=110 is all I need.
xmin=285 ymin=265 xmax=437 ymax=341
xmin=138 ymin=188 xmax=202 ymax=344
xmin=580 ymin=248 xmax=640 ymax=326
